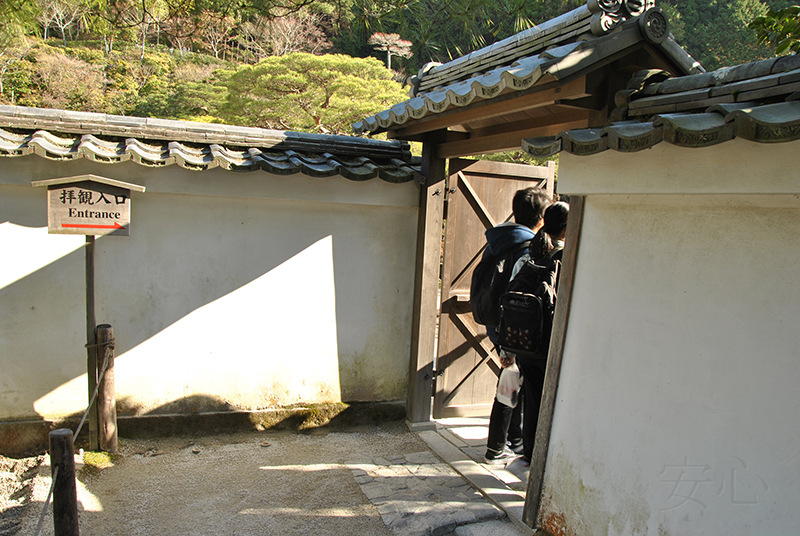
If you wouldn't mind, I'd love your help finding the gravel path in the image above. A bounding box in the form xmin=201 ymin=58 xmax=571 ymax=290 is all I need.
xmin=2 ymin=422 xmax=521 ymax=536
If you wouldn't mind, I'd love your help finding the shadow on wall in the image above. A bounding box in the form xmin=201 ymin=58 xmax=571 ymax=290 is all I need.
xmin=0 ymin=219 xmax=334 ymax=415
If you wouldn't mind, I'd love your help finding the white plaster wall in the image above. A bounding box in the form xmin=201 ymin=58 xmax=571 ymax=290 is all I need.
xmin=538 ymin=141 xmax=800 ymax=536
xmin=0 ymin=157 xmax=418 ymax=420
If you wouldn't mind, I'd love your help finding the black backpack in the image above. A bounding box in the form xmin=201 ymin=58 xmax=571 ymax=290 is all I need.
xmin=497 ymin=256 xmax=560 ymax=360
xmin=469 ymin=241 xmax=531 ymax=328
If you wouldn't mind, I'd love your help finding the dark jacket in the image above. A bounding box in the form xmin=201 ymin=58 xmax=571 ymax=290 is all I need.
xmin=483 ymin=223 xmax=536 ymax=259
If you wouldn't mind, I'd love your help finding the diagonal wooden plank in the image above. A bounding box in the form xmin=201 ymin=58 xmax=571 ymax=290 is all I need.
xmin=450 ymin=304 xmax=498 ymax=368
xmin=448 ymin=246 xmax=484 ymax=294
xmin=442 ymin=306 xmax=502 ymax=407
xmin=457 ymin=170 xmax=496 ymax=230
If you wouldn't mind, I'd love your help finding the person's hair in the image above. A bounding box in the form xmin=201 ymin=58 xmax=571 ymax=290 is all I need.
xmin=512 ymin=187 xmax=551 ymax=228
xmin=528 ymin=229 xmax=553 ymax=260
xmin=543 ymin=201 xmax=569 ymax=238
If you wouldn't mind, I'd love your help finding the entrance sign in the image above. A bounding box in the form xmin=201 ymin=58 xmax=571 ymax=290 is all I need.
xmin=31 ymin=174 xmax=144 ymax=450
xmin=32 ymin=175 xmax=145 ymax=236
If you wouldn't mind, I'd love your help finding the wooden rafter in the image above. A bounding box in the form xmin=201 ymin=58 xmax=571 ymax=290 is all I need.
xmin=388 ymin=77 xmax=591 ymax=139
xmin=438 ymin=117 xmax=591 ymax=158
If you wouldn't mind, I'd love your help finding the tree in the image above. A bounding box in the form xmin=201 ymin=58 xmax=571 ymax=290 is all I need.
xmin=26 ymin=49 xmax=107 ymax=110
xmin=750 ymin=4 xmax=800 ymax=54
xmin=698 ymin=0 xmax=772 ymax=69
xmin=342 ymin=0 xmax=583 ymax=73
xmin=1 ymin=33 xmax=33 ymax=100
xmin=217 ymin=52 xmax=409 ymax=133
xmin=261 ymin=9 xmax=332 ymax=56
xmin=368 ymin=32 xmax=412 ymax=69
xmin=238 ymin=9 xmax=331 ymax=59
xmin=200 ymin=12 xmax=235 ymax=59
xmin=35 ymin=0 xmax=90 ymax=46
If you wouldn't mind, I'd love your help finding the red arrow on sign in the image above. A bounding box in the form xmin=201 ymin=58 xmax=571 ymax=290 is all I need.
xmin=62 ymin=222 xmax=125 ymax=230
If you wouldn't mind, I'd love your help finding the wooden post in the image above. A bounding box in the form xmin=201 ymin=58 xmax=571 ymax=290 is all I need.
xmin=49 ymin=429 xmax=80 ymax=536
xmin=406 ymin=130 xmax=447 ymax=428
xmin=96 ymin=324 xmax=117 ymax=453
xmin=85 ymin=236 xmax=99 ymax=451
xmin=522 ymin=195 xmax=585 ymax=527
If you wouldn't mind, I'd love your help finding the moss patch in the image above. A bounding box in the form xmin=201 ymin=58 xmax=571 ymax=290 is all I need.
xmin=114 ymin=401 xmax=406 ymax=440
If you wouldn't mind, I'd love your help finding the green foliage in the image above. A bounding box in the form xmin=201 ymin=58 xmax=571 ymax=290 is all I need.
xmin=749 ymin=5 xmax=800 ymax=54
xmin=65 ymin=44 xmax=107 ymax=63
xmin=217 ymin=52 xmax=408 ymax=133
xmin=0 ymin=0 xmax=38 ymax=36
xmin=131 ymin=62 xmax=229 ymax=120
xmin=2 ymin=0 xmax=797 ymax=126
xmin=338 ymin=0 xmax=583 ymax=72
xmin=3 ymin=63 xmax=36 ymax=105
xmin=659 ymin=0 xmax=792 ymax=69
xmin=701 ymin=0 xmax=772 ymax=69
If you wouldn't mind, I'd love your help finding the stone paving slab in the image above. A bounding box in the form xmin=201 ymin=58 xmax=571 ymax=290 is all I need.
xmin=417 ymin=429 xmax=535 ymax=536
xmin=347 ymin=451 xmax=506 ymax=536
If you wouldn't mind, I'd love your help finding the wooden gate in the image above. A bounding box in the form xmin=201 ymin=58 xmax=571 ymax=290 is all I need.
xmin=433 ymin=158 xmax=555 ymax=418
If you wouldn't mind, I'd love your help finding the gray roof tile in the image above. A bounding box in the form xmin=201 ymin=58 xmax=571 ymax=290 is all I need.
xmin=0 ymin=105 xmax=421 ymax=183
xmin=354 ymin=1 xmax=701 ymax=134
xmin=523 ymin=101 xmax=800 ymax=156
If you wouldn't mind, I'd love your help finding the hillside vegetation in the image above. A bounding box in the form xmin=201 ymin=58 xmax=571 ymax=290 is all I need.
xmin=0 ymin=0 xmax=794 ymax=133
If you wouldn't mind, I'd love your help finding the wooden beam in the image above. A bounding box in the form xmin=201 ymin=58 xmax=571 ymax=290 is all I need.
xmin=406 ymin=130 xmax=448 ymax=427
xmin=555 ymin=94 xmax=607 ymax=111
xmin=437 ymin=118 xmax=590 ymax=159
xmin=450 ymin=158 xmax=555 ymax=179
xmin=523 ymin=195 xmax=585 ymax=528
xmin=464 ymin=107 xmax=590 ymax=139
xmin=391 ymin=77 xmax=590 ymax=139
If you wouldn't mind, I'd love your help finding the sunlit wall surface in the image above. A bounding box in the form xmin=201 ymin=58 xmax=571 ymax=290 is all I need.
xmin=1 ymin=158 xmax=418 ymax=420
xmin=540 ymin=140 xmax=800 ymax=536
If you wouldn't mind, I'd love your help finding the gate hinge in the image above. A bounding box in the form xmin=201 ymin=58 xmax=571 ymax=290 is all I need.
xmin=425 ymin=369 xmax=445 ymax=397
xmin=424 ymin=369 xmax=445 ymax=381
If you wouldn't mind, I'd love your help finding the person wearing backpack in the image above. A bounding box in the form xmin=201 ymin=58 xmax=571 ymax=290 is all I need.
xmin=502 ymin=201 xmax=569 ymax=471
xmin=470 ymin=187 xmax=552 ymax=464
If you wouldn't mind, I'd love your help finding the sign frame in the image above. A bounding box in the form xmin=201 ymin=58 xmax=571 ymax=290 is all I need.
xmin=32 ymin=175 xmax=145 ymax=237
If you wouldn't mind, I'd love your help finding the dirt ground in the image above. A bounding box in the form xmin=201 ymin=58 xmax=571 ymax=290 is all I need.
xmin=0 ymin=422 xmax=432 ymax=536
xmin=1 ymin=453 xmax=44 ymax=535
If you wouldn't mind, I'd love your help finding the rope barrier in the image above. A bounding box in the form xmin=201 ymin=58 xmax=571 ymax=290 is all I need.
xmin=32 ymin=338 xmax=115 ymax=536
xmin=33 ymin=465 xmax=58 ymax=536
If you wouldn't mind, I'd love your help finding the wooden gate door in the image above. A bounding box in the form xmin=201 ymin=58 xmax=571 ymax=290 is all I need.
xmin=433 ymin=158 xmax=555 ymax=418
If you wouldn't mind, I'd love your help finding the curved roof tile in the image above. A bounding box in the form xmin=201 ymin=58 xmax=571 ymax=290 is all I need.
xmin=353 ymin=2 xmax=702 ymax=135
xmin=0 ymin=105 xmax=422 ymax=184
xmin=524 ymin=56 xmax=800 ymax=157
xmin=523 ymin=101 xmax=800 ymax=157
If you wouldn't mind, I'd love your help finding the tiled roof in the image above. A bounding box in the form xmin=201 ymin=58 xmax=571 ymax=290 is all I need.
xmin=0 ymin=105 xmax=422 ymax=183
xmin=523 ymin=54 xmax=800 ymax=156
xmin=353 ymin=1 xmax=703 ymax=135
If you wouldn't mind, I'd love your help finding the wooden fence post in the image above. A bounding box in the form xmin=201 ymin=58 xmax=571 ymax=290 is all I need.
xmin=96 ymin=324 xmax=117 ymax=453
xmin=49 ymin=429 xmax=79 ymax=536
xmin=85 ymin=236 xmax=99 ymax=451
